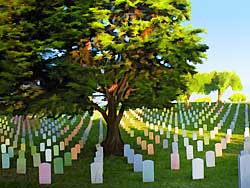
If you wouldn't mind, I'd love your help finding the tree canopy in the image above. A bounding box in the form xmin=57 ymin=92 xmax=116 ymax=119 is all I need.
xmin=204 ymin=71 xmax=242 ymax=102
xmin=0 ymin=0 xmax=208 ymax=155
xmin=178 ymin=72 xmax=212 ymax=107
xmin=228 ymin=93 xmax=246 ymax=102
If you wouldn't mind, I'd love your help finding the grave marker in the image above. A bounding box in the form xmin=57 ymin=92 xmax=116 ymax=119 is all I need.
xmin=90 ymin=162 xmax=103 ymax=184
xmin=45 ymin=149 xmax=52 ymax=162
xmin=186 ymin=145 xmax=194 ymax=160
xmin=134 ymin=154 xmax=143 ymax=172
xmin=53 ymin=145 xmax=59 ymax=156
xmin=1 ymin=153 xmax=10 ymax=169
xmin=17 ymin=158 xmax=26 ymax=174
xmin=172 ymin=142 xmax=178 ymax=153
xmin=33 ymin=153 xmax=41 ymax=167
xmin=239 ymin=154 xmax=250 ymax=188
xmin=127 ymin=149 xmax=135 ymax=164
xmin=64 ymin=152 xmax=72 ymax=166
xmin=155 ymin=135 xmax=160 ymax=144
xmin=8 ymin=146 xmax=14 ymax=158
xmin=54 ymin=157 xmax=64 ymax=174
xmin=197 ymin=140 xmax=203 ymax=152
xmin=163 ymin=139 xmax=168 ymax=149
xmin=171 ymin=152 xmax=180 ymax=170
xmin=142 ymin=160 xmax=154 ymax=182
xmin=221 ymin=138 xmax=227 ymax=149
xmin=39 ymin=163 xmax=51 ymax=184
xmin=141 ymin=140 xmax=147 ymax=150
xmin=192 ymin=158 xmax=204 ymax=180
xmin=136 ymin=137 xmax=142 ymax=145
xmin=204 ymin=134 xmax=209 ymax=145
xmin=184 ymin=137 xmax=189 ymax=147
xmin=148 ymin=144 xmax=154 ymax=155
xmin=206 ymin=151 xmax=215 ymax=167
xmin=215 ymin=143 xmax=222 ymax=157
xmin=71 ymin=147 xmax=77 ymax=160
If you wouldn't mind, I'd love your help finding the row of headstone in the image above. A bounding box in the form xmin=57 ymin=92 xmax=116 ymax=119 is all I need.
xmin=124 ymin=144 xmax=154 ymax=182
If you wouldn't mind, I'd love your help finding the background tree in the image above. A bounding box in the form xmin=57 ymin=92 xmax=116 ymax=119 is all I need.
xmin=228 ymin=93 xmax=246 ymax=103
xmin=204 ymin=71 xmax=243 ymax=103
xmin=180 ymin=72 xmax=212 ymax=108
xmin=0 ymin=0 xmax=208 ymax=155
xmin=194 ymin=96 xmax=212 ymax=103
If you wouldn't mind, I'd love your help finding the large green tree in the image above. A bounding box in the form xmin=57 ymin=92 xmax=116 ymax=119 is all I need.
xmin=205 ymin=71 xmax=242 ymax=103
xmin=0 ymin=0 xmax=208 ymax=155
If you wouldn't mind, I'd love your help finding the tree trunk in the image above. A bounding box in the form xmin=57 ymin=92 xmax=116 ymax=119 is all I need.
xmin=102 ymin=119 xmax=124 ymax=156
xmin=100 ymin=98 xmax=125 ymax=156
xmin=185 ymin=94 xmax=190 ymax=109
xmin=218 ymin=90 xmax=222 ymax=103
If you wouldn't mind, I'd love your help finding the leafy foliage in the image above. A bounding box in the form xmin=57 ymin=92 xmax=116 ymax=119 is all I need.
xmin=0 ymin=0 xmax=94 ymax=115
xmin=228 ymin=93 xmax=246 ymax=102
xmin=204 ymin=71 xmax=242 ymax=102
xmin=194 ymin=96 xmax=212 ymax=103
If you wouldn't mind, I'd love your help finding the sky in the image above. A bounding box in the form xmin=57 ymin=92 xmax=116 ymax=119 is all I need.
xmin=189 ymin=0 xmax=250 ymax=101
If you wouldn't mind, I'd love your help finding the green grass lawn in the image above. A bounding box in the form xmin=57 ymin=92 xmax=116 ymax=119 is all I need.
xmin=0 ymin=103 xmax=247 ymax=188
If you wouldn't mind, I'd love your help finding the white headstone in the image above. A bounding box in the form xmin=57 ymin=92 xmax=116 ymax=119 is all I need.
xmin=186 ymin=145 xmax=194 ymax=160
xmin=172 ymin=142 xmax=178 ymax=153
xmin=244 ymin=141 xmax=250 ymax=154
xmin=182 ymin=130 xmax=187 ymax=137
xmin=210 ymin=130 xmax=215 ymax=139
xmin=1 ymin=144 xmax=6 ymax=153
xmin=133 ymin=154 xmax=143 ymax=172
xmin=52 ymin=135 xmax=56 ymax=143
xmin=221 ymin=138 xmax=227 ymax=149
xmin=184 ymin=137 xmax=189 ymax=147
xmin=206 ymin=151 xmax=215 ymax=167
xmin=45 ymin=149 xmax=52 ymax=162
xmin=192 ymin=158 xmax=204 ymax=179
xmin=166 ymin=131 xmax=170 ymax=139
xmin=192 ymin=132 xmax=197 ymax=141
xmin=91 ymin=162 xmax=103 ymax=184
xmin=124 ymin=144 xmax=130 ymax=157
xmin=46 ymin=139 xmax=51 ymax=147
xmin=40 ymin=143 xmax=45 ymax=152
xmin=173 ymin=134 xmax=178 ymax=142
xmin=197 ymin=140 xmax=203 ymax=152
xmin=142 ymin=160 xmax=154 ymax=182
xmin=127 ymin=149 xmax=134 ymax=164
xmin=239 ymin=154 xmax=250 ymax=188
xmin=163 ymin=139 xmax=168 ymax=149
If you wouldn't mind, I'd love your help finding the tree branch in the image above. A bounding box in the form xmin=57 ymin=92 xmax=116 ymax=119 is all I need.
xmin=91 ymin=102 xmax=108 ymax=122
xmin=116 ymin=104 xmax=125 ymax=124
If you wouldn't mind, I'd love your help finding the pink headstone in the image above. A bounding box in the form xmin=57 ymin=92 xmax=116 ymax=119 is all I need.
xmin=171 ymin=153 xmax=180 ymax=170
xmin=39 ymin=163 xmax=51 ymax=184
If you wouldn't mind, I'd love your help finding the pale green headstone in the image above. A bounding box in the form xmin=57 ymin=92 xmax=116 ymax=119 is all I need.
xmin=54 ymin=157 xmax=64 ymax=174
xmin=33 ymin=153 xmax=41 ymax=167
xmin=21 ymin=138 xmax=25 ymax=144
xmin=31 ymin=146 xmax=36 ymax=156
xmin=53 ymin=145 xmax=59 ymax=156
xmin=18 ymin=150 xmax=25 ymax=158
xmin=64 ymin=152 xmax=72 ymax=166
xmin=17 ymin=158 xmax=26 ymax=174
